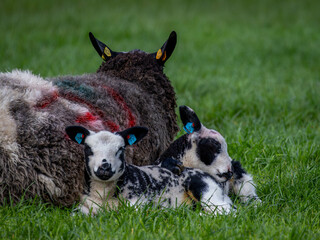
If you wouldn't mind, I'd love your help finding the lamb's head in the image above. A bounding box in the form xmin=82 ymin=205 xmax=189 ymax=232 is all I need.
xmin=66 ymin=126 xmax=148 ymax=182
xmin=175 ymin=106 xmax=233 ymax=183
xmin=89 ymin=31 xmax=177 ymax=74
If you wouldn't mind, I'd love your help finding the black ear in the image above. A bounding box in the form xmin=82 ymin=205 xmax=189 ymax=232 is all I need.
xmin=153 ymin=31 xmax=177 ymax=65
xmin=117 ymin=127 xmax=148 ymax=146
xmin=89 ymin=32 xmax=119 ymax=61
xmin=65 ymin=126 xmax=91 ymax=145
xmin=179 ymin=106 xmax=202 ymax=134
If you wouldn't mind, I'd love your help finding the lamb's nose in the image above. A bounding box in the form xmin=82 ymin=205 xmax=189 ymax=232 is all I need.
xmin=95 ymin=162 xmax=114 ymax=181
xmin=222 ymin=171 xmax=233 ymax=180
xmin=100 ymin=162 xmax=111 ymax=171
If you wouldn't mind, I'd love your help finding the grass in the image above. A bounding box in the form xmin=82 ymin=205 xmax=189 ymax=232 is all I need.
xmin=0 ymin=0 xmax=319 ymax=239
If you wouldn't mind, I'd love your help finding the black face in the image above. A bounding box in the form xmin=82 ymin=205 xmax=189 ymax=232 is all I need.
xmin=196 ymin=138 xmax=222 ymax=166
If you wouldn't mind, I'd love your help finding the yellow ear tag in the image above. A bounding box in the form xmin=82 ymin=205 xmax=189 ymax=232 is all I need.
xmin=156 ymin=49 xmax=162 ymax=60
xmin=162 ymin=51 xmax=167 ymax=61
xmin=104 ymin=47 xmax=112 ymax=57
xmin=101 ymin=54 xmax=106 ymax=60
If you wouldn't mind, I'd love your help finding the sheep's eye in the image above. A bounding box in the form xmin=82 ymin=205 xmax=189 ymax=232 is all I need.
xmin=116 ymin=147 xmax=125 ymax=157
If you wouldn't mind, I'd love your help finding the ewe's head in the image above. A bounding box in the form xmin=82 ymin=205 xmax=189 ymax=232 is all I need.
xmin=89 ymin=31 xmax=177 ymax=74
xmin=179 ymin=106 xmax=233 ymax=183
xmin=66 ymin=126 xmax=148 ymax=182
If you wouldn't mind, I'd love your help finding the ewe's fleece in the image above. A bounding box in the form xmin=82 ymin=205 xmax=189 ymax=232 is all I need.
xmin=0 ymin=37 xmax=178 ymax=206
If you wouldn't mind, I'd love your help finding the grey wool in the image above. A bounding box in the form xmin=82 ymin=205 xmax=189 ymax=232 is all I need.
xmin=0 ymin=31 xmax=178 ymax=207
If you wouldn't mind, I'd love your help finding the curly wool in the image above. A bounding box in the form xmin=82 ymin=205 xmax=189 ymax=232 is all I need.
xmin=97 ymin=51 xmax=177 ymax=141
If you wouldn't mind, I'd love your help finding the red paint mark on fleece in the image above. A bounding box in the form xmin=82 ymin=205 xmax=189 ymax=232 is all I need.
xmin=60 ymin=92 xmax=120 ymax=132
xmin=34 ymin=85 xmax=133 ymax=132
xmin=104 ymin=120 xmax=120 ymax=132
xmin=75 ymin=112 xmax=98 ymax=123
xmin=105 ymin=86 xmax=136 ymax=128
xmin=89 ymin=83 xmax=136 ymax=128
xmin=35 ymin=91 xmax=59 ymax=109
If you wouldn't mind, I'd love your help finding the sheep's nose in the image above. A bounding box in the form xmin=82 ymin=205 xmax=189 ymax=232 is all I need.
xmin=100 ymin=162 xmax=111 ymax=171
xmin=222 ymin=170 xmax=233 ymax=180
xmin=95 ymin=162 xmax=114 ymax=180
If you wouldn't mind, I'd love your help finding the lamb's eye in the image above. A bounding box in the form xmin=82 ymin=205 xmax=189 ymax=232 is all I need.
xmin=116 ymin=147 xmax=125 ymax=157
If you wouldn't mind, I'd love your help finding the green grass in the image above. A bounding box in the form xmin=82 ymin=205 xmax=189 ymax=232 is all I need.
xmin=0 ymin=0 xmax=319 ymax=239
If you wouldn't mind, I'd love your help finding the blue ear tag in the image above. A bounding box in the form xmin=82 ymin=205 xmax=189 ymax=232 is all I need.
xmin=75 ymin=133 xmax=84 ymax=144
xmin=127 ymin=134 xmax=137 ymax=145
xmin=183 ymin=122 xmax=194 ymax=134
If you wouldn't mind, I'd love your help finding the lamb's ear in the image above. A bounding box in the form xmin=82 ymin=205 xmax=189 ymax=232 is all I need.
xmin=65 ymin=126 xmax=91 ymax=145
xmin=153 ymin=31 xmax=177 ymax=65
xmin=117 ymin=127 xmax=148 ymax=146
xmin=179 ymin=105 xmax=202 ymax=134
xmin=89 ymin=32 xmax=119 ymax=61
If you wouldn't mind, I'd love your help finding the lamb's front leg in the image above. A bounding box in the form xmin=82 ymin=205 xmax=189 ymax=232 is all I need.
xmin=231 ymin=160 xmax=261 ymax=204
xmin=78 ymin=194 xmax=119 ymax=215
xmin=201 ymin=184 xmax=234 ymax=215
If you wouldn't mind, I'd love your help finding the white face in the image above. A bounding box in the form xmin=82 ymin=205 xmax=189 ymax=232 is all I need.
xmin=185 ymin=125 xmax=233 ymax=183
xmin=84 ymin=131 xmax=126 ymax=182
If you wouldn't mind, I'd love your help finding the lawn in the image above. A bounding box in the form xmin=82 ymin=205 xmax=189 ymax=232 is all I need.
xmin=0 ymin=0 xmax=319 ymax=239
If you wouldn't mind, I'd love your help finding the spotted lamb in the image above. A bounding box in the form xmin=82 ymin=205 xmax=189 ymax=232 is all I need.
xmin=65 ymin=125 xmax=234 ymax=215
xmin=158 ymin=106 xmax=260 ymax=203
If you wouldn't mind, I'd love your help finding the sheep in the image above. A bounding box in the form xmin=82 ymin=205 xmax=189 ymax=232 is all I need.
xmin=0 ymin=32 xmax=179 ymax=207
xmin=65 ymin=125 xmax=234 ymax=215
xmin=158 ymin=106 xmax=260 ymax=204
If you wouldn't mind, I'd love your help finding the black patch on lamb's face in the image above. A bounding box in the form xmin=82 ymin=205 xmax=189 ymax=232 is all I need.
xmin=84 ymin=144 xmax=94 ymax=192
xmin=231 ymin=160 xmax=247 ymax=180
xmin=196 ymin=138 xmax=222 ymax=166
xmin=84 ymin=144 xmax=93 ymax=176
xmin=117 ymin=147 xmax=125 ymax=172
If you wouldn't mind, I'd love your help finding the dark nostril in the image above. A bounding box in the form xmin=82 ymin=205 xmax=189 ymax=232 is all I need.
xmin=95 ymin=162 xmax=114 ymax=180
xmin=222 ymin=171 xmax=233 ymax=180
xmin=101 ymin=163 xmax=111 ymax=171
xmin=102 ymin=159 xmax=107 ymax=163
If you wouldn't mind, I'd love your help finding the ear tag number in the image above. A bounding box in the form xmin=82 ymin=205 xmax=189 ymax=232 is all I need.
xmin=156 ymin=49 xmax=162 ymax=60
xmin=104 ymin=47 xmax=112 ymax=57
xmin=75 ymin=133 xmax=84 ymax=144
xmin=127 ymin=134 xmax=137 ymax=145
xmin=183 ymin=122 xmax=195 ymax=134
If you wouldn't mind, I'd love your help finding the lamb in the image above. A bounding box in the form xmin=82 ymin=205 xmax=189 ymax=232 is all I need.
xmin=158 ymin=106 xmax=260 ymax=203
xmin=0 ymin=32 xmax=179 ymax=207
xmin=65 ymin=125 xmax=234 ymax=215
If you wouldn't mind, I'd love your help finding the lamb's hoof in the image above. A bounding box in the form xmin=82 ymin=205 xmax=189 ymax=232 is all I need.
xmin=161 ymin=158 xmax=185 ymax=175
xmin=172 ymin=165 xmax=185 ymax=175
xmin=246 ymin=197 xmax=262 ymax=207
